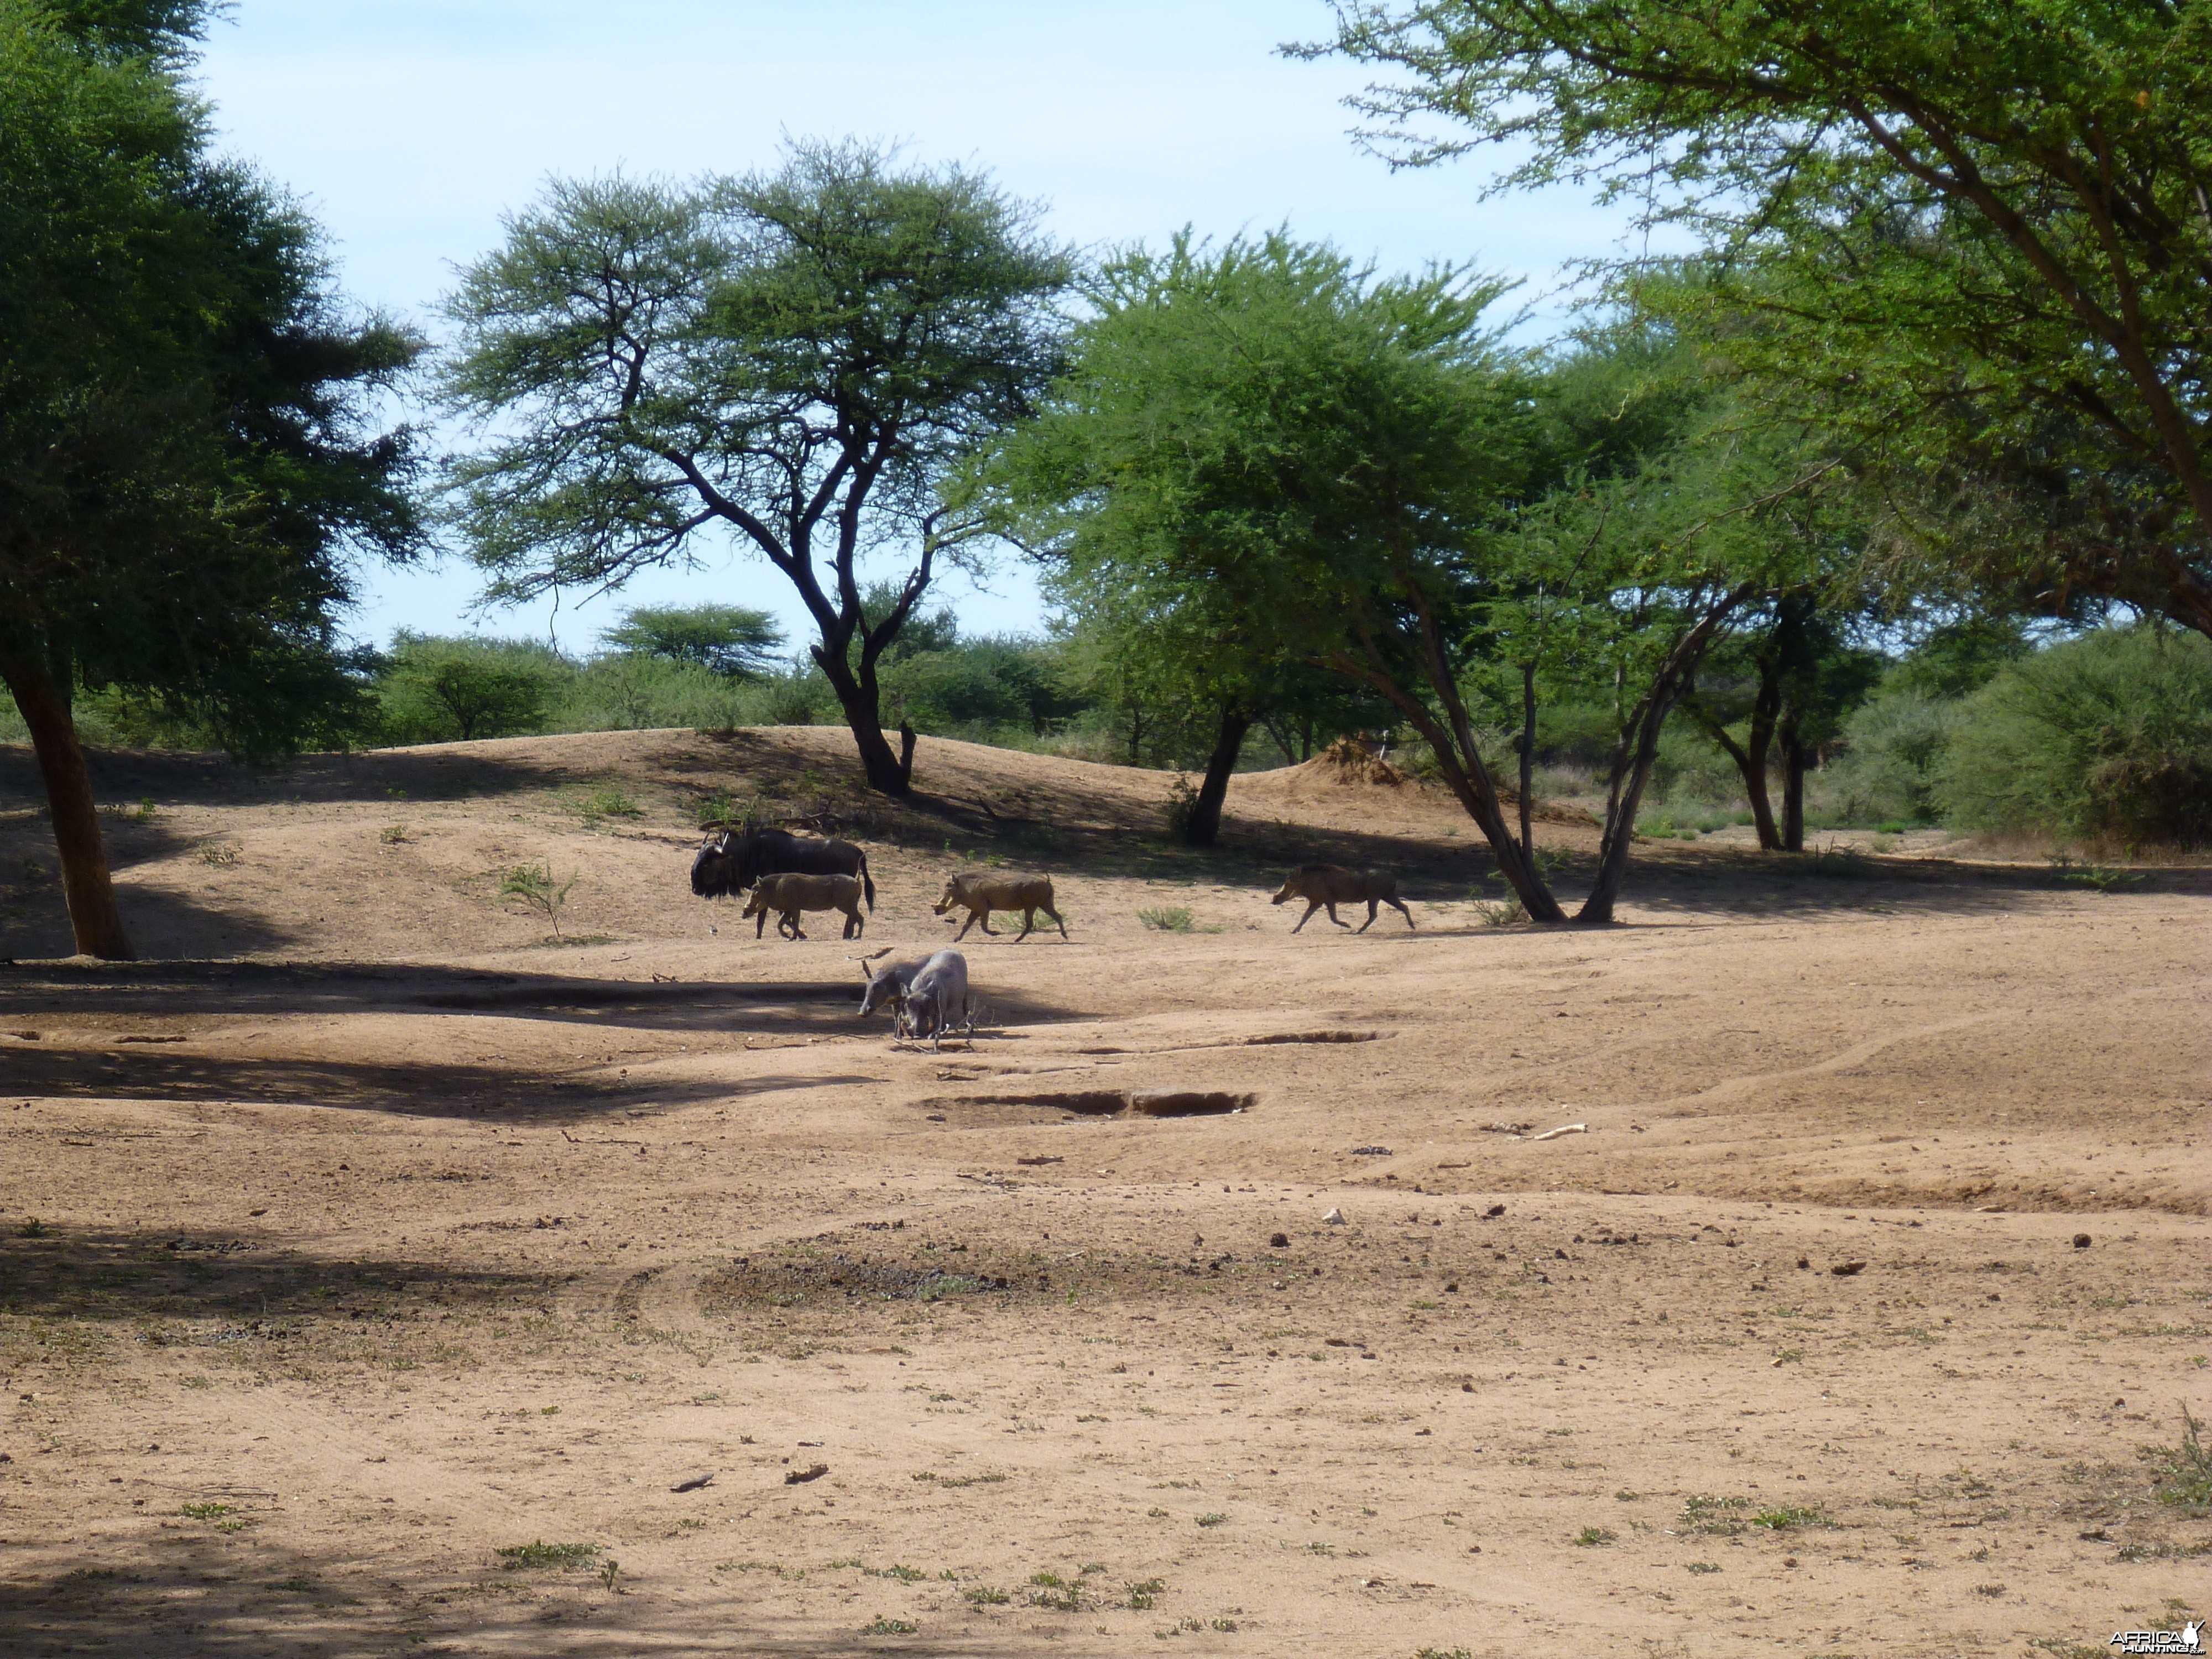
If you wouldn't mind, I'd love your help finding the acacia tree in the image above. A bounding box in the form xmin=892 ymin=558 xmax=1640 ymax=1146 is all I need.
xmin=1 ymin=0 xmax=420 ymax=958
xmin=440 ymin=144 xmax=1071 ymax=796
xmin=1318 ymin=0 xmax=2212 ymax=636
xmin=974 ymin=232 xmax=1581 ymax=911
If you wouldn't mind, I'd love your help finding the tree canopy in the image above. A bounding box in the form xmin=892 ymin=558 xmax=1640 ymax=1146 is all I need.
xmin=440 ymin=142 xmax=1072 ymax=795
xmin=0 ymin=0 xmax=421 ymax=955
xmin=1317 ymin=0 xmax=2212 ymax=635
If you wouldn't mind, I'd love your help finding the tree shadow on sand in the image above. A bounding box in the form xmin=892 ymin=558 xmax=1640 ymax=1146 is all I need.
xmin=0 ymin=959 xmax=1073 ymax=1125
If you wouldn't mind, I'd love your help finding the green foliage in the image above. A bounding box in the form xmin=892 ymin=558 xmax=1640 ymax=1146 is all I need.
xmin=1573 ymin=1526 xmax=1615 ymax=1546
xmin=494 ymin=1541 xmax=598 ymax=1569
xmin=1939 ymin=628 xmax=2212 ymax=848
xmin=438 ymin=140 xmax=1072 ymax=790
xmin=1137 ymin=906 xmax=1196 ymax=933
xmin=0 ymin=1 xmax=420 ymax=758
xmin=599 ymin=604 xmax=785 ymax=678
xmin=2145 ymin=1406 xmax=2212 ymax=1516
xmin=1823 ymin=691 xmax=1963 ymax=827
xmin=498 ymin=863 xmax=577 ymax=940
xmin=1749 ymin=1506 xmax=1825 ymax=1531
xmin=1320 ymin=0 xmax=2212 ymax=637
xmin=376 ymin=634 xmax=561 ymax=744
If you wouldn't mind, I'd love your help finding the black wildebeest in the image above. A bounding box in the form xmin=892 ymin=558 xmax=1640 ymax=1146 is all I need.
xmin=691 ymin=826 xmax=875 ymax=910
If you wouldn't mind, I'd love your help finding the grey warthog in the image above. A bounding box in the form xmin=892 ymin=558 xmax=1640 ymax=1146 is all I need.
xmin=740 ymin=872 xmax=867 ymax=940
xmin=1270 ymin=864 xmax=1415 ymax=934
xmin=905 ymin=950 xmax=972 ymax=1050
xmin=932 ymin=870 xmax=1067 ymax=941
xmin=855 ymin=950 xmax=932 ymax=1038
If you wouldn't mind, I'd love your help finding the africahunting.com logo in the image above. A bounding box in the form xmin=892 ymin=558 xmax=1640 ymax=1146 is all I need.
xmin=2110 ymin=1620 xmax=2202 ymax=1656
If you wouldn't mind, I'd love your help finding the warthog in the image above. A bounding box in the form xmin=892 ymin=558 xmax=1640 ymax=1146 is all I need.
xmin=932 ymin=870 xmax=1067 ymax=942
xmin=905 ymin=950 xmax=973 ymax=1050
xmin=740 ymin=872 xmax=867 ymax=941
xmin=692 ymin=827 xmax=874 ymax=909
xmin=856 ymin=951 xmax=932 ymax=1038
xmin=1270 ymin=864 xmax=1415 ymax=934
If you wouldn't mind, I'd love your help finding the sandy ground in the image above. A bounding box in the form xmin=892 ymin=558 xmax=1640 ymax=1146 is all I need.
xmin=1 ymin=727 xmax=2206 ymax=1658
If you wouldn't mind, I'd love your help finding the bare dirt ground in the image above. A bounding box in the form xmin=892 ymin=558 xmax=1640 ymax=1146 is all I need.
xmin=2 ymin=727 xmax=2206 ymax=1658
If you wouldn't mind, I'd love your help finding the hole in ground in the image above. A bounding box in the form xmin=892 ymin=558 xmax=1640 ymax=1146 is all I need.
xmin=1128 ymin=1091 xmax=1254 ymax=1118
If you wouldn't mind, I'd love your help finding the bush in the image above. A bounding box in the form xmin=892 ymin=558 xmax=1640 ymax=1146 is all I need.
xmin=377 ymin=634 xmax=567 ymax=744
xmin=1819 ymin=691 xmax=1963 ymax=826
xmin=1938 ymin=627 xmax=2212 ymax=848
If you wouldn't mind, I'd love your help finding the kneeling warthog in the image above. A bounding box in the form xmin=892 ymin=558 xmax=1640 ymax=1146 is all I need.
xmin=905 ymin=950 xmax=973 ymax=1050
xmin=742 ymin=872 xmax=866 ymax=941
xmin=932 ymin=870 xmax=1067 ymax=942
xmin=856 ymin=951 xmax=932 ymax=1038
xmin=1271 ymin=864 xmax=1415 ymax=934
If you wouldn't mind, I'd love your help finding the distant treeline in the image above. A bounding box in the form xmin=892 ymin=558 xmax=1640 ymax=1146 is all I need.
xmin=10 ymin=605 xmax=2206 ymax=853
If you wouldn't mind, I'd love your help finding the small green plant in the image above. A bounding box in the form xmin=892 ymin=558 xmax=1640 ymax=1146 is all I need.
xmin=1027 ymin=1571 xmax=1082 ymax=1611
xmin=1750 ymin=1505 xmax=1825 ymax=1531
xmin=1125 ymin=1578 xmax=1164 ymax=1610
xmin=1974 ymin=1582 xmax=2007 ymax=1597
xmin=1681 ymin=1494 xmax=1750 ymax=1533
xmin=179 ymin=1503 xmax=234 ymax=1519
xmin=1164 ymin=771 xmax=1199 ymax=837
xmin=495 ymin=1540 xmax=598 ymax=1569
xmin=378 ymin=823 xmax=409 ymax=845
xmin=866 ymin=1564 xmax=925 ymax=1582
xmin=1211 ymin=1620 xmax=1238 ymax=1632
xmin=963 ymin=1585 xmax=1010 ymax=1605
xmin=1146 ymin=1506 xmax=1168 ymax=1518
xmin=1615 ymin=1490 xmax=1641 ymax=1502
xmin=1194 ymin=1511 xmax=1228 ymax=1528
xmin=1415 ymin=1648 xmax=1474 ymax=1659
xmin=498 ymin=862 xmax=578 ymax=940
xmin=200 ymin=841 xmax=242 ymax=866
xmin=15 ymin=1218 xmax=45 ymax=1238
xmin=180 ymin=1375 xmax=211 ymax=1390
xmin=575 ymin=785 xmax=642 ymax=825
xmin=2146 ymin=1405 xmax=2212 ymax=1514
xmin=1686 ymin=1561 xmax=1720 ymax=1574
xmin=132 ymin=796 xmax=158 ymax=822
xmin=1573 ymin=1526 xmax=1615 ymax=1546
xmin=1138 ymin=905 xmax=1197 ymax=932
xmin=1472 ymin=895 xmax=1526 ymax=927
xmin=598 ymin=1558 xmax=622 ymax=1594
xmin=863 ymin=1616 xmax=917 ymax=1634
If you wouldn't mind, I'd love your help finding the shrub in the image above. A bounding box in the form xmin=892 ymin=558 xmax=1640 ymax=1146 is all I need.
xmin=378 ymin=633 xmax=566 ymax=744
xmin=1938 ymin=627 xmax=2212 ymax=848
xmin=1821 ymin=690 xmax=1962 ymax=826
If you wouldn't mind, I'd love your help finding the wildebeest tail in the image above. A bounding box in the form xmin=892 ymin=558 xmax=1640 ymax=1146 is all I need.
xmin=858 ymin=851 xmax=875 ymax=911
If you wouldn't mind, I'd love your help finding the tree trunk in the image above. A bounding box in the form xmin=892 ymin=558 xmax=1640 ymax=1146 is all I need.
xmin=1 ymin=651 xmax=134 ymax=959
xmin=1684 ymin=662 xmax=1782 ymax=851
xmin=1578 ymin=582 xmax=1761 ymax=923
xmin=898 ymin=722 xmax=917 ymax=789
xmin=1517 ymin=660 xmax=1536 ymax=861
xmin=1780 ymin=715 xmax=1808 ymax=852
xmin=1182 ymin=704 xmax=1250 ymax=848
xmin=816 ymin=652 xmax=910 ymax=796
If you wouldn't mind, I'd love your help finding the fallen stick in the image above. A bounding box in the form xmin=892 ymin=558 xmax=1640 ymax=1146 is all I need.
xmin=1530 ymin=1123 xmax=1588 ymax=1142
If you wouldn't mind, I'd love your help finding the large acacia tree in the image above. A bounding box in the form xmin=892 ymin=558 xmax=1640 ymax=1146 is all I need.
xmin=440 ymin=144 xmax=1071 ymax=796
xmin=974 ymin=232 xmax=1579 ymax=911
xmin=1318 ymin=0 xmax=2212 ymax=636
xmin=1 ymin=0 xmax=420 ymax=959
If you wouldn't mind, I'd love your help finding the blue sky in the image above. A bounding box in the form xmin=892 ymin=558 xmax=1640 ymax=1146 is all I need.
xmin=195 ymin=1 xmax=1652 ymax=657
